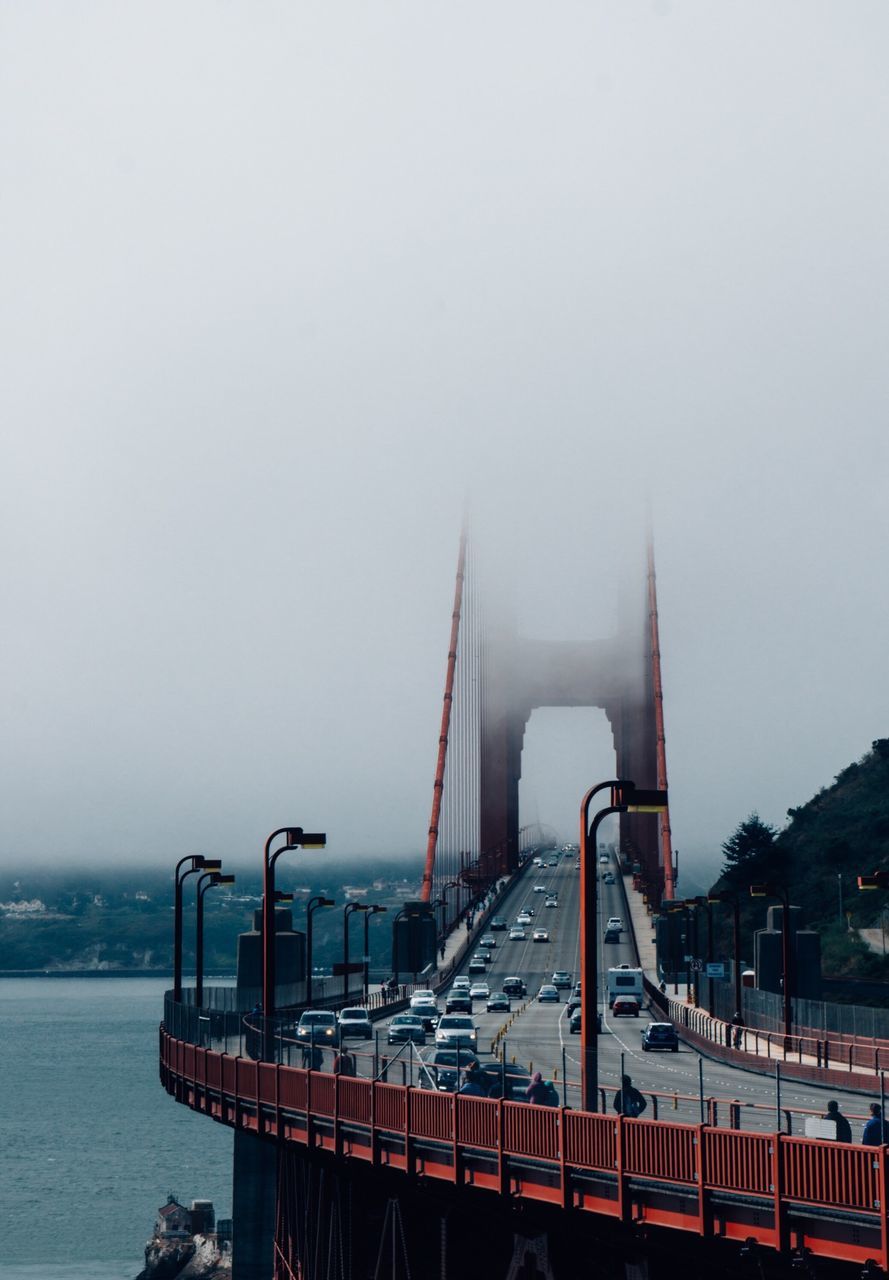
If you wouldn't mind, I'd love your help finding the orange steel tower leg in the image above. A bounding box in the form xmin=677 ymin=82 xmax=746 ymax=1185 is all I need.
xmin=420 ymin=529 xmax=466 ymax=903
xmin=647 ymin=534 xmax=674 ymax=901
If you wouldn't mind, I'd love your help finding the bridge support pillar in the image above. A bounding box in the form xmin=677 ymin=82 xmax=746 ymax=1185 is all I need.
xmin=231 ymin=1129 xmax=276 ymax=1280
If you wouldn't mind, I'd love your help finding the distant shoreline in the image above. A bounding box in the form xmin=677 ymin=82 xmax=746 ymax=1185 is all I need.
xmin=0 ymin=969 xmax=237 ymax=979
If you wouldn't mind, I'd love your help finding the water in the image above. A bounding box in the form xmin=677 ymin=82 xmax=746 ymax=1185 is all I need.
xmin=0 ymin=979 xmax=233 ymax=1277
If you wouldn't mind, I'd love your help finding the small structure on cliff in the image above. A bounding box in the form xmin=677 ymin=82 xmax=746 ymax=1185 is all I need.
xmin=138 ymin=1195 xmax=231 ymax=1280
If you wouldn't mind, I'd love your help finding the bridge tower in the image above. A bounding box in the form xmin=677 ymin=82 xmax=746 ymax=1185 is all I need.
xmin=420 ymin=527 xmax=673 ymax=911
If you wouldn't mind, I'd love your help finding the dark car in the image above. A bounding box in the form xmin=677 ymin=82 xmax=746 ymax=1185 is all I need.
xmin=478 ymin=1061 xmax=532 ymax=1100
xmin=641 ymin=1022 xmax=679 ymax=1052
xmin=604 ymin=926 xmax=621 ymax=944
xmin=490 ymin=916 xmax=507 ymax=931
xmin=387 ymin=1014 xmax=426 ymax=1045
xmin=486 ymin=991 xmax=511 ymax=1013
xmin=502 ymin=976 xmax=527 ymax=998
xmin=468 ymin=958 xmax=487 ymax=975
xmin=423 ymin=1047 xmax=479 ymax=1092
xmin=445 ymin=992 xmax=473 ymax=1014
xmin=569 ymin=1009 xmax=602 ymax=1034
xmin=566 ymin=993 xmax=581 ymax=1016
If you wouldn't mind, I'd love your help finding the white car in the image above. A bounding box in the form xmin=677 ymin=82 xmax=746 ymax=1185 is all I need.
xmin=468 ymin=982 xmax=490 ymax=1000
xmin=516 ymin=912 xmax=532 ymax=925
xmin=544 ymin=897 xmax=558 ymax=908
xmin=451 ymin=976 xmax=471 ymax=991
xmin=508 ymin=927 xmax=526 ymax=940
xmin=435 ymin=1014 xmax=478 ymax=1047
xmin=532 ymin=928 xmax=550 ymax=942
xmin=533 ymin=884 xmax=547 ymax=893
xmin=606 ymin=917 xmax=623 ymax=932
xmin=410 ymin=992 xmax=438 ymax=1011
xmin=599 ymin=853 xmax=609 ymax=864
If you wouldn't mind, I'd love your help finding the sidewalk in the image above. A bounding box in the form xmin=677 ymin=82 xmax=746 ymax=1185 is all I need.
xmin=621 ymin=871 xmax=889 ymax=1096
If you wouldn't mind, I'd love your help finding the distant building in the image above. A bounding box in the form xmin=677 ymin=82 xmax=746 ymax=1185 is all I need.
xmin=155 ymin=1195 xmax=217 ymax=1239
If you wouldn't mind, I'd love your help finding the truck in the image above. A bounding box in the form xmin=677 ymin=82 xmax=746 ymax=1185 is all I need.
xmin=606 ymin=965 xmax=644 ymax=1008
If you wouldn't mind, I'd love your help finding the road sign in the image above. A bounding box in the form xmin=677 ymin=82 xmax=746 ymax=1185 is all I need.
xmin=705 ymin=962 xmax=726 ymax=978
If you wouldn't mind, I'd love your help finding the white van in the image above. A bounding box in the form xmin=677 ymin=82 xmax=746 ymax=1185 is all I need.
xmin=606 ymin=965 xmax=643 ymax=1008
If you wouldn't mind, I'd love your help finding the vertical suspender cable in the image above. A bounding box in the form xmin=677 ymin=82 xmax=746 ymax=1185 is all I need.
xmin=421 ymin=529 xmax=467 ymax=903
xmin=647 ymin=533 xmax=675 ymax=902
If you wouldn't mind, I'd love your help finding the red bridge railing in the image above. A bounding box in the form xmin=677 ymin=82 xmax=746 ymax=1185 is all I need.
xmin=160 ymin=1027 xmax=889 ymax=1270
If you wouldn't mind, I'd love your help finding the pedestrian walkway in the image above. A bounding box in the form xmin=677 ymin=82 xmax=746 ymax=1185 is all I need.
xmin=621 ymin=871 xmax=889 ymax=1094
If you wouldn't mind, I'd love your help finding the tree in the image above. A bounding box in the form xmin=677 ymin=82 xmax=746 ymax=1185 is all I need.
xmin=721 ymin=813 xmax=780 ymax=885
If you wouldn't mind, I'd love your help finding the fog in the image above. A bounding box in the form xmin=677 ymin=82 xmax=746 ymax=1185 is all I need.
xmin=2 ymin=3 xmax=887 ymax=878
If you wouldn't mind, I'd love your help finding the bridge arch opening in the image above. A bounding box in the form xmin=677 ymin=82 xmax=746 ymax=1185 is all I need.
xmin=519 ymin=706 xmax=619 ymax=846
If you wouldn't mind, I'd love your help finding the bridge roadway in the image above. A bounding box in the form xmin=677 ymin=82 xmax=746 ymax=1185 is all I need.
xmin=365 ymin=853 xmax=878 ymax=1135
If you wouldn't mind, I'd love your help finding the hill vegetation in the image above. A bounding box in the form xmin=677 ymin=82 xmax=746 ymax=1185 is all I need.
xmin=710 ymin=739 xmax=889 ymax=983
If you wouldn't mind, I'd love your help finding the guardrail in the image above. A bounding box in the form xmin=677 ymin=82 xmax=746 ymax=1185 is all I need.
xmin=160 ymin=1027 xmax=889 ymax=1270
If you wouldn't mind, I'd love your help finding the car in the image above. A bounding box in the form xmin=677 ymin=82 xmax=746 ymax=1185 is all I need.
xmin=445 ymin=990 xmax=473 ymax=1014
xmin=537 ymin=984 xmax=559 ymax=1002
xmin=486 ymin=991 xmax=511 ymax=1013
xmin=544 ymin=897 xmax=558 ymax=908
xmin=602 ymin=871 xmax=615 ymax=884
xmin=533 ymin=884 xmax=547 ymax=893
xmin=296 ymin=1009 xmax=339 ymax=1044
xmin=606 ymin=917 xmax=623 ymax=932
xmin=642 ymin=1022 xmax=679 ymax=1052
xmin=612 ymin=996 xmax=640 ymax=1017
xmin=574 ymin=861 xmax=581 ymax=871
xmin=472 ymin=950 xmax=493 ymax=966
xmin=468 ymin=982 xmax=490 ymax=1000
xmin=599 ymin=853 xmax=609 ymax=864
xmin=547 ymin=858 xmax=558 ymax=867
xmin=566 ymin=993 xmax=581 ymax=1016
xmin=522 ymin=906 xmax=535 ymax=917
xmin=435 ymin=1014 xmax=478 ymax=1047
xmin=604 ymin=927 xmax=621 ymax=944
xmin=508 ymin=927 xmax=526 ymax=941
xmin=478 ymin=934 xmax=497 ymax=949
xmin=408 ymin=994 xmax=440 ymax=1030
xmin=501 ymin=976 xmax=527 ymax=998
xmin=552 ymin=971 xmax=572 ymax=989
xmin=516 ymin=913 xmax=532 ymax=926
xmin=452 ymin=976 xmax=471 ymax=991
xmin=468 ymin=958 xmax=487 ymax=975
xmin=478 ymin=1061 xmax=532 ymax=1100
xmin=533 ymin=857 xmax=543 ymax=867
xmin=337 ymin=1007 xmax=373 ymax=1039
xmin=490 ymin=916 xmax=507 ymax=931
xmin=568 ymin=1008 xmax=603 ymax=1034
xmin=423 ymin=1047 xmax=478 ymax=1092
xmin=388 ymin=1014 xmax=426 ymax=1045
xmin=532 ymin=928 xmax=549 ymax=942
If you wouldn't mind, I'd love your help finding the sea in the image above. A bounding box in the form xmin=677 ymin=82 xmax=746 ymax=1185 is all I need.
xmin=0 ymin=978 xmax=233 ymax=1279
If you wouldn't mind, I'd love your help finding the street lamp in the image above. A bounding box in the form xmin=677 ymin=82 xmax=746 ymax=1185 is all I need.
xmin=174 ymin=855 xmax=221 ymax=1001
xmin=363 ymin=904 xmax=387 ymax=997
xmin=262 ymin=827 xmax=326 ymax=1022
xmin=195 ymin=872 xmax=235 ymax=1007
xmin=708 ymin=889 xmax=743 ymax=1019
xmin=750 ymin=883 xmax=793 ymax=1045
xmin=343 ymin=902 xmax=370 ymax=1000
xmin=305 ymin=895 xmax=335 ymax=1005
xmin=579 ymin=779 xmax=668 ymax=1112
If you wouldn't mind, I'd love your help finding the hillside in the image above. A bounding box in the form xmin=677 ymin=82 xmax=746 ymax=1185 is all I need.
xmin=710 ymin=738 xmax=889 ymax=984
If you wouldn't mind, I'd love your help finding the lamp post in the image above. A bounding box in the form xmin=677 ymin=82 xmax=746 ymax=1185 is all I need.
xmin=343 ymin=903 xmax=369 ymax=1000
xmin=363 ymin=905 xmax=387 ymax=998
xmin=708 ymin=889 xmax=742 ymax=1019
xmin=665 ymin=900 xmax=691 ymax=998
xmin=174 ymin=855 xmax=221 ymax=1001
xmin=195 ymin=872 xmax=235 ymax=1007
xmin=684 ymin=899 xmax=703 ymax=1008
xmin=750 ymin=883 xmax=793 ymax=1045
xmin=579 ymin=779 xmax=667 ymax=1113
xmin=305 ymin=895 xmax=335 ymax=1005
xmin=262 ymin=827 xmax=326 ymax=1023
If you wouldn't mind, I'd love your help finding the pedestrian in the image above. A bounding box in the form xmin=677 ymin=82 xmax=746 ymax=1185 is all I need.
xmin=380 ymin=982 xmax=388 ymax=1004
xmin=526 ymin=1071 xmax=549 ymax=1105
xmin=302 ymin=1042 xmax=323 ymax=1071
xmin=823 ymin=1100 xmax=852 ymax=1143
xmin=613 ymin=1074 xmax=647 ymax=1118
xmin=731 ymin=1011 xmax=745 ymax=1050
xmin=459 ymin=1068 xmax=485 ymax=1097
xmin=862 ymin=1103 xmax=888 ymax=1146
xmin=333 ymin=1048 xmax=356 ymax=1077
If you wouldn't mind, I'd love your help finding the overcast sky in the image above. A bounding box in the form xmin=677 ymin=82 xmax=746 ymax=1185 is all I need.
xmin=2 ymin=3 xmax=887 ymax=881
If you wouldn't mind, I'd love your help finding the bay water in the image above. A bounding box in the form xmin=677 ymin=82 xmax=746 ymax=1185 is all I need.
xmin=1 ymin=978 xmax=233 ymax=1278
